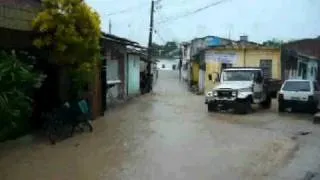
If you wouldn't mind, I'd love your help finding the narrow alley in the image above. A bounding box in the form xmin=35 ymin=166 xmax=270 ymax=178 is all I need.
xmin=1 ymin=71 xmax=320 ymax=180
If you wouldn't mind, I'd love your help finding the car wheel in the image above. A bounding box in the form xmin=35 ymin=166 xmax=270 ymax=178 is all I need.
xmin=260 ymin=96 xmax=272 ymax=109
xmin=236 ymin=99 xmax=252 ymax=114
xmin=207 ymin=103 xmax=217 ymax=112
xmin=278 ymin=100 xmax=285 ymax=112
xmin=308 ymin=102 xmax=318 ymax=114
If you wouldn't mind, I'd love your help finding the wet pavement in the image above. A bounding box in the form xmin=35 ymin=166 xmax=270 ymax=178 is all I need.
xmin=1 ymin=71 xmax=320 ymax=180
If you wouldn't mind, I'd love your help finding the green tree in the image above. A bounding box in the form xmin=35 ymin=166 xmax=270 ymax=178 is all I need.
xmin=262 ymin=38 xmax=284 ymax=48
xmin=163 ymin=41 xmax=178 ymax=55
xmin=33 ymin=0 xmax=101 ymax=91
xmin=151 ymin=41 xmax=179 ymax=58
xmin=151 ymin=43 xmax=163 ymax=57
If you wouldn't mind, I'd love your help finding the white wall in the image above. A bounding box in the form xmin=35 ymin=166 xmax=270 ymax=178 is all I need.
xmin=157 ymin=59 xmax=179 ymax=71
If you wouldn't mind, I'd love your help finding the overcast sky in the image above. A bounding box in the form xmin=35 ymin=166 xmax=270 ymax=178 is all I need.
xmin=85 ymin=0 xmax=320 ymax=46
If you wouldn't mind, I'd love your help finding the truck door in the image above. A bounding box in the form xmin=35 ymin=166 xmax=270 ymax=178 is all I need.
xmin=253 ymin=71 xmax=264 ymax=103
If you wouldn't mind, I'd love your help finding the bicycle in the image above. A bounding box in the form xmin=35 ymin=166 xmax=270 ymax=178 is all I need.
xmin=42 ymin=100 xmax=93 ymax=144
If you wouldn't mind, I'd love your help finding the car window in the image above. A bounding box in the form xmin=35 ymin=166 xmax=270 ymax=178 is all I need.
xmin=282 ymin=81 xmax=310 ymax=92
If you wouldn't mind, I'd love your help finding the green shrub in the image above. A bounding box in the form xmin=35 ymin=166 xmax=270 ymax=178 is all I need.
xmin=0 ymin=51 xmax=46 ymax=142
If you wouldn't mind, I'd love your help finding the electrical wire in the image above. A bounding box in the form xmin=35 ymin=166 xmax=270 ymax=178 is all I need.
xmin=157 ymin=0 xmax=231 ymax=24
xmin=107 ymin=2 xmax=148 ymax=16
xmin=154 ymin=29 xmax=166 ymax=43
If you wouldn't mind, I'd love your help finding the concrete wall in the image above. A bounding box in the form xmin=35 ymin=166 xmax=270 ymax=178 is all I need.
xmin=157 ymin=59 xmax=179 ymax=71
xmin=192 ymin=62 xmax=199 ymax=83
xmin=0 ymin=3 xmax=39 ymax=31
xmin=204 ymin=48 xmax=281 ymax=93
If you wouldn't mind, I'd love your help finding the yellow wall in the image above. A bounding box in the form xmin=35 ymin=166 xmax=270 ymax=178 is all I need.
xmin=192 ymin=62 xmax=199 ymax=83
xmin=205 ymin=48 xmax=281 ymax=93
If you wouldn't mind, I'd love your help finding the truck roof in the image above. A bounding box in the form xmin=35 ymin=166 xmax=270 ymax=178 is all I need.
xmin=223 ymin=67 xmax=261 ymax=71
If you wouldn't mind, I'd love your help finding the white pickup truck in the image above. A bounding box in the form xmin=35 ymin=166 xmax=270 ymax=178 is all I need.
xmin=205 ymin=67 xmax=281 ymax=114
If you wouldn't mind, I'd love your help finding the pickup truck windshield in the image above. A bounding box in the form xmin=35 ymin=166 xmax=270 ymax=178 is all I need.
xmin=282 ymin=81 xmax=310 ymax=92
xmin=222 ymin=70 xmax=255 ymax=81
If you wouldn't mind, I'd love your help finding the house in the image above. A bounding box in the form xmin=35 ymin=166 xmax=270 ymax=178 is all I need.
xmin=0 ymin=0 xmax=40 ymax=49
xmin=0 ymin=0 xmax=61 ymax=129
xmin=195 ymin=36 xmax=281 ymax=93
xmin=0 ymin=0 xmax=153 ymax=120
xmin=156 ymin=58 xmax=180 ymax=71
xmin=127 ymin=47 xmax=147 ymax=97
xmin=181 ymin=42 xmax=191 ymax=82
xmin=95 ymin=33 xmax=151 ymax=117
xmin=281 ymin=37 xmax=320 ymax=81
xmin=188 ymin=36 xmax=236 ymax=92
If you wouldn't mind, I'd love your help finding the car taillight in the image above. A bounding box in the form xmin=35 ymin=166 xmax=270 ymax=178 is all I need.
xmin=278 ymin=93 xmax=283 ymax=100
xmin=308 ymin=95 xmax=314 ymax=101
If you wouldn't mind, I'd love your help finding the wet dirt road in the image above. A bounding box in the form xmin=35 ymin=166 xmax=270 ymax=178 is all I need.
xmin=1 ymin=71 xmax=320 ymax=180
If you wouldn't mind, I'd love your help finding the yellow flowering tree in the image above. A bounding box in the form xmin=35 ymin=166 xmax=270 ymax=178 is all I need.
xmin=33 ymin=0 xmax=101 ymax=96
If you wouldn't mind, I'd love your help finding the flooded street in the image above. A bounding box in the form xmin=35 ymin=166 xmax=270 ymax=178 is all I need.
xmin=1 ymin=71 xmax=320 ymax=180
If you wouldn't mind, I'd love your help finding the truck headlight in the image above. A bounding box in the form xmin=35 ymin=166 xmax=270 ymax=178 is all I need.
xmin=207 ymin=91 xmax=213 ymax=97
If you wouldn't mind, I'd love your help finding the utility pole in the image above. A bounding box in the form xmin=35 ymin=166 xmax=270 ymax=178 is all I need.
xmin=179 ymin=48 xmax=182 ymax=81
xmin=146 ymin=0 xmax=155 ymax=93
xmin=109 ymin=19 xmax=112 ymax=34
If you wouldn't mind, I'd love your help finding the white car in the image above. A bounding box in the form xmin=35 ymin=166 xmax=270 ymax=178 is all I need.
xmin=278 ymin=79 xmax=320 ymax=113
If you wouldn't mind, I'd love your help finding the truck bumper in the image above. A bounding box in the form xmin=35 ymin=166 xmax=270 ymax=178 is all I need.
xmin=205 ymin=97 xmax=214 ymax=104
xmin=205 ymin=98 xmax=239 ymax=109
xmin=280 ymin=99 xmax=317 ymax=111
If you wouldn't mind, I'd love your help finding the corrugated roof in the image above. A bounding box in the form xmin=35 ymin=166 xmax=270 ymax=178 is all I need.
xmin=101 ymin=32 xmax=146 ymax=49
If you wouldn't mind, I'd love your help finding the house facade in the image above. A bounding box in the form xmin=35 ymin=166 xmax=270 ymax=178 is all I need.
xmin=281 ymin=38 xmax=320 ymax=81
xmin=188 ymin=36 xmax=235 ymax=92
xmin=181 ymin=42 xmax=191 ymax=82
xmin=127 ymin=50 xmax=142 ymax=96
xmin=203 ymin=45 xmax=281 ymax=93
xmin=156 ymin=58 xmax=180 ymax=71
xmin=0 ymin=0 xmax=40 ymax=49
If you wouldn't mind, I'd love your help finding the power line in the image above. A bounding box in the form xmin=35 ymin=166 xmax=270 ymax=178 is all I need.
xmin=157 ymin=0 xmax=231 ymax=24
xmin=107 ymin=2 xmax=148 ymax=16
xmin=154 ymin=29 xmax=166 ymax=43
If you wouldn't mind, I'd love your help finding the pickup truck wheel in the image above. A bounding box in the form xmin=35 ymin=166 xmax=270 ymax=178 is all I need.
xmin=207 ymin=103 xmax=217 ymax=112
xmin=236 ymin=99 xmax=251 ymax=114
xmin=308 ymin=102 xmax=318 ymax=114
xmin=260 ymin=96 xmax=271 ymax=109
xmin=278 ymin=100 xmax=285 ymax=112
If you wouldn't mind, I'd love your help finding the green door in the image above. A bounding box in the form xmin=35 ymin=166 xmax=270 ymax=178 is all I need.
xmin=127 ymin=54 xmax=140 ymax=96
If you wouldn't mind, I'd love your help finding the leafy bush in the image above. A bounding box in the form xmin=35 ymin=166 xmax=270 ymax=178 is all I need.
xmin=32 ymin=0 xmax=101 ymax=66
xmin=0 ymin=51 xmax=46 ymax=141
